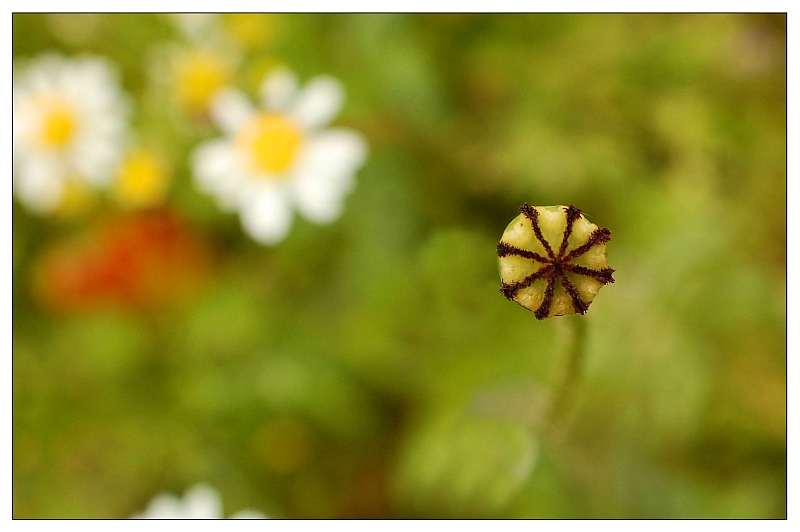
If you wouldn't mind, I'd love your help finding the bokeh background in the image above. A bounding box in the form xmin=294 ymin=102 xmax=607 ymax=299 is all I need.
xmin=12 ymin=13 xmax=786 ymax=518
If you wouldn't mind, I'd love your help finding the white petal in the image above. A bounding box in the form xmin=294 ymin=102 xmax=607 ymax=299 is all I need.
xmin=71 ymin=138 xmax=122 ymax=185
xmin=239 ymin=184 xmax=293 ymax=245
xmin=171 ymin=13 xmax=219 ymax=43
xmin=292 ymin=129 xmax=367 ymax=223
xmin=260 ymin=67 xmax=298 ymax=110
xmin=215 ymin=176 xmax=250 ymax=211
xmin=12 ymin=84 xmax=30 ymax=110
xmin=210 ymin=88 xmax=255 ymax=137
xmin=14 ymin=156 xmax=65 ymax=214
xmin=191 ymin=140 xmax=246 ymax=210
xmin=192 ymin=140 xmax=234 ymax=186
xmin=13 ymin=103 xmax=39 ymax=144
xmin=75 ymin=86 xmax=125 ymax=116
xmin=302 ymin=129 xmax=368 ymax=183
xmin=71 ymin=57 xmax=116 ymax=94
xmin=82 ymin=113 xmax=127 ymax=139
xmin=24 ymin=54 xmax=63 ymax=95
xmin=139 ymin=494 xmax=184 ymax=519
xmin=293 ymin=179 xmax=345 ymax=224
xmin=230 ymin=509 xmax=267 ymax=519
xmin=183 ymin=484 xmax=223 ymax=519
xmin=289 ymin=76 xmax=344 ymax=130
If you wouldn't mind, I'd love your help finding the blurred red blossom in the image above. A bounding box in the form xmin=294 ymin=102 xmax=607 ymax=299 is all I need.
xmin=34 ymin=210 xmax=209 ymax=311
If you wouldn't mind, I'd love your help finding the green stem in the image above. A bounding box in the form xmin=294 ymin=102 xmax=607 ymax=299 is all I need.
xmin=547 ymin=314 xmax=587 ymax=429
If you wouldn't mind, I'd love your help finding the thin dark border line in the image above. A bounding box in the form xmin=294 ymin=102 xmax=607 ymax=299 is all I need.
xmin=11 ymin=12 xmax=789 ymax=520
xmin=9 ymin=11 xmax=793 ymax=15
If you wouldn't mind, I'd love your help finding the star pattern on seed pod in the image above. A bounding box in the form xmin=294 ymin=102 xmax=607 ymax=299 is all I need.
xmin=497 ymin=204 xmax=615 ymax=320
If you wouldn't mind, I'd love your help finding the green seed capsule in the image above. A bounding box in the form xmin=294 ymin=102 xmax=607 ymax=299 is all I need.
xmin=497 ymin=204 xmax=614 ymax=319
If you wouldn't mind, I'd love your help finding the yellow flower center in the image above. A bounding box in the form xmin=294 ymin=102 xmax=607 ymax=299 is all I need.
xmin=113 ymin=149 xmax=169 ymax=209
xmin=236 ymin=113 xmax=303 ymax=175
xmin=33 ymin=98 xmax=77 ymax=148
xmin=174 ymin=50 xmax=231 ymax=115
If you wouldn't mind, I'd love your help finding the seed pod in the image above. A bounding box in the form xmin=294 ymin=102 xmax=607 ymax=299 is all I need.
xmin=497 ymin=204 xmax=614 ymax=319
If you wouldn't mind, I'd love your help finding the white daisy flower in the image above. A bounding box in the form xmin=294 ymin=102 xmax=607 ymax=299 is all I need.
xmin=191 ymin=67 xmax=368 ymax=245
xmin=132 ymin=483 xmax=266 ymax=519
xmin=13 ymin=53 xmax=129 ymax=215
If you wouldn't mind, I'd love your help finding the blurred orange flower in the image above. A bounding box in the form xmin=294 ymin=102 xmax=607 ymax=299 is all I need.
xmin=34 ymin=210 xmax=209 ymax=311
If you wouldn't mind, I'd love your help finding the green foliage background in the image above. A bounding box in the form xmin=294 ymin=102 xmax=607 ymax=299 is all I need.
xmin=13 ymin=13 xmax=786 ymax=518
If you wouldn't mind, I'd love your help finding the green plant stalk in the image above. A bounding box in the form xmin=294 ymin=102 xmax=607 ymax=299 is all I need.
xmin=547 ymin=314 xmax=587 ymax=428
